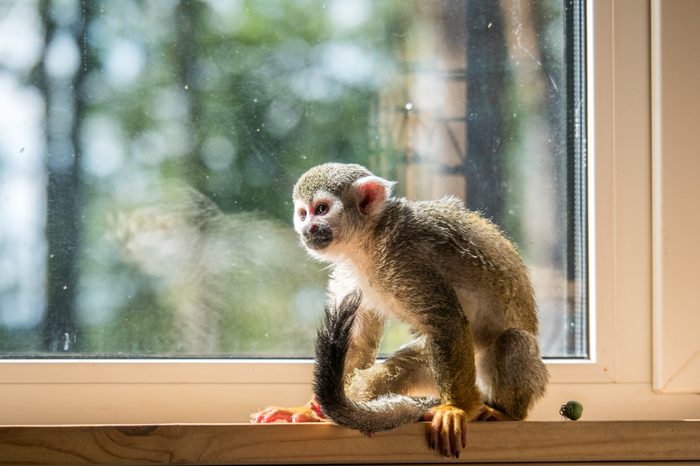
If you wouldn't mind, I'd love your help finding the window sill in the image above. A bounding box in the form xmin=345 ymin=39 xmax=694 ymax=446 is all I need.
xmin=1 ymin=421 xmax=698 ymax=465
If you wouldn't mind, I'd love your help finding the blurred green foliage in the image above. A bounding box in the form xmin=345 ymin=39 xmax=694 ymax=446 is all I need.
xmin=33 ymin=0 xmax=413 ymax=356
xmin=0 ymin=0 xmax=577 ymax=358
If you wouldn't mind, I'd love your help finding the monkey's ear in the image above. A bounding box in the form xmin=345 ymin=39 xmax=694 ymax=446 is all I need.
xmin=352 ymin=176 xmax=395 ymax=216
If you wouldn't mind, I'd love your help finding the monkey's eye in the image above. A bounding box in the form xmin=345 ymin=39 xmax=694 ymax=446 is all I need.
xmin=315 ymin=203 xmax=329 ymax=215
xmin=298 ymin=208 xmax=307 ymax=221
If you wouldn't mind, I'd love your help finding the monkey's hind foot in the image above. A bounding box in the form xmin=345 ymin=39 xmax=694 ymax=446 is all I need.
xmin=473 ymin=404 xmax=514 ymax=422
xmin=250 ymin=398 xmax=327 ymax=424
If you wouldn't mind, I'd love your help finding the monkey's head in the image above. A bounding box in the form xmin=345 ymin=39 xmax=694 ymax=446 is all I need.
xmin=292 ymin=163 xmax=395 ymax=260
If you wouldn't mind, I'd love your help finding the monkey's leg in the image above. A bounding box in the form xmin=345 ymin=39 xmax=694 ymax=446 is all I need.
xmin=477 ymin=328 xmax=549 ymax=420
xmin=425 ymin=318 xmax=483 ymax=457
xmin=346 ymin=337 xmax=436 ymax=401
xmin=407 ymin=286 xmax=482 ymax=457
xmin=343 ymin=306 xmax=386 ymax=382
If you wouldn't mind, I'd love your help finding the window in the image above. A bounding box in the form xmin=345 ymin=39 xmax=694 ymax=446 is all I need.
xmin=0 ymin=0 xmax=587 ymax=360
xmin=3 ymin=0 xmax=697 ymax=427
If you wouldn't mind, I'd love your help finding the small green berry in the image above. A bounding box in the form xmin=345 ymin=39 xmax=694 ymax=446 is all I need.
xmin=559 ymin=400 xmax=583 ymax=420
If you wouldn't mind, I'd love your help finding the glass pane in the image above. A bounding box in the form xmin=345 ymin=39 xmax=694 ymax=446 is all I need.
xmin=0 ymin=0 xmax=586 ymax=358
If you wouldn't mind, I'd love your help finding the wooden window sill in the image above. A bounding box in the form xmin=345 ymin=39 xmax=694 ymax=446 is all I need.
xmin=0 ymin=421 xmax=698 ymax=465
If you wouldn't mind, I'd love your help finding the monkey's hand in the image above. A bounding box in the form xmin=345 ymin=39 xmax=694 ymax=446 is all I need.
xmin=250 ymin=397 xmax=327 ymax=423
xmin=422 ymin=404 xmax=469 ymax=458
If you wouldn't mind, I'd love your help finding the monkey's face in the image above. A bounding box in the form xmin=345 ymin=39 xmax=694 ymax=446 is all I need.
xmin=293 ymin=191 xmax=346 ymax=255
xmin=292 ymin=165 xmax=395 ymax=261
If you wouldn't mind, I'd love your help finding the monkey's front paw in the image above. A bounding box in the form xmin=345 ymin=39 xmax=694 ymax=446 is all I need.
xmin=425 ymin=404 xmax=469 ymax=458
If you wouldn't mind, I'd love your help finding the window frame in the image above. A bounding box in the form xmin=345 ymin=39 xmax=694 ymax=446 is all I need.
xmin=1 ymin=0 xmax=697 ymax=425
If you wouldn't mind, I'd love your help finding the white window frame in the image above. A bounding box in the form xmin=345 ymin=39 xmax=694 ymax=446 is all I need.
xmin=1 ymin=0 xmax=698 ymax=425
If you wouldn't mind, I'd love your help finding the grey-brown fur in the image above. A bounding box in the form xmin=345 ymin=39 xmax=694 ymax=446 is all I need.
xmin=293 ymin=163 xmax=371 ymax=201
xmin=293 ymin=163 xmax=549 ymax=455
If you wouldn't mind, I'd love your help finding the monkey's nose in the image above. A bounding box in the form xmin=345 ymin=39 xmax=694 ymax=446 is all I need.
xmin=303 ymin=224 xmax=333 ymax=250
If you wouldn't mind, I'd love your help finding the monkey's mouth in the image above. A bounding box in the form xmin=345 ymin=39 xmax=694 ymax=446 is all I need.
xmin=303 ymin=229 xmax=333 ymax=250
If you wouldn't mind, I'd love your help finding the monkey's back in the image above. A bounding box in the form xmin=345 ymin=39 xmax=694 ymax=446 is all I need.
xmin=371 ymin=197 xmax=538 ymax=341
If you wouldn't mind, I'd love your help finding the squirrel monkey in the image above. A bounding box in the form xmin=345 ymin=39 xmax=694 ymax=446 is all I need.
xmin=252 ymin=163 xmax=549 ymax=457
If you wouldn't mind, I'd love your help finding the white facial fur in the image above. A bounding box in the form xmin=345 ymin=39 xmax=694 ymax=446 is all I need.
xmin=293 ymin=190 xmax=346 ymax=259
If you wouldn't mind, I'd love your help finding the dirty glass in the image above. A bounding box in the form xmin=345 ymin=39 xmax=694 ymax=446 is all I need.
xmin=0 ymin=0 xmax=586 ymax=358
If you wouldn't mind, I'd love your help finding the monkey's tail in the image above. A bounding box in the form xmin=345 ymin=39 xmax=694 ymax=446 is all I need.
xmin=313 ymin=293 xmax=438 ymax=434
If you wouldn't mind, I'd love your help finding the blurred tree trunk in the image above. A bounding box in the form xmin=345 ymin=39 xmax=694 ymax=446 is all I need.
xmin=173 ymin=0 xmax=219 ymax=354
xmin=464 ymin=0 xmax=510 ymax=225
xmin=39 ymin=0 xmax=92 ymax=353
xmin=175 ymin=0 xmax=208 ymax=194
